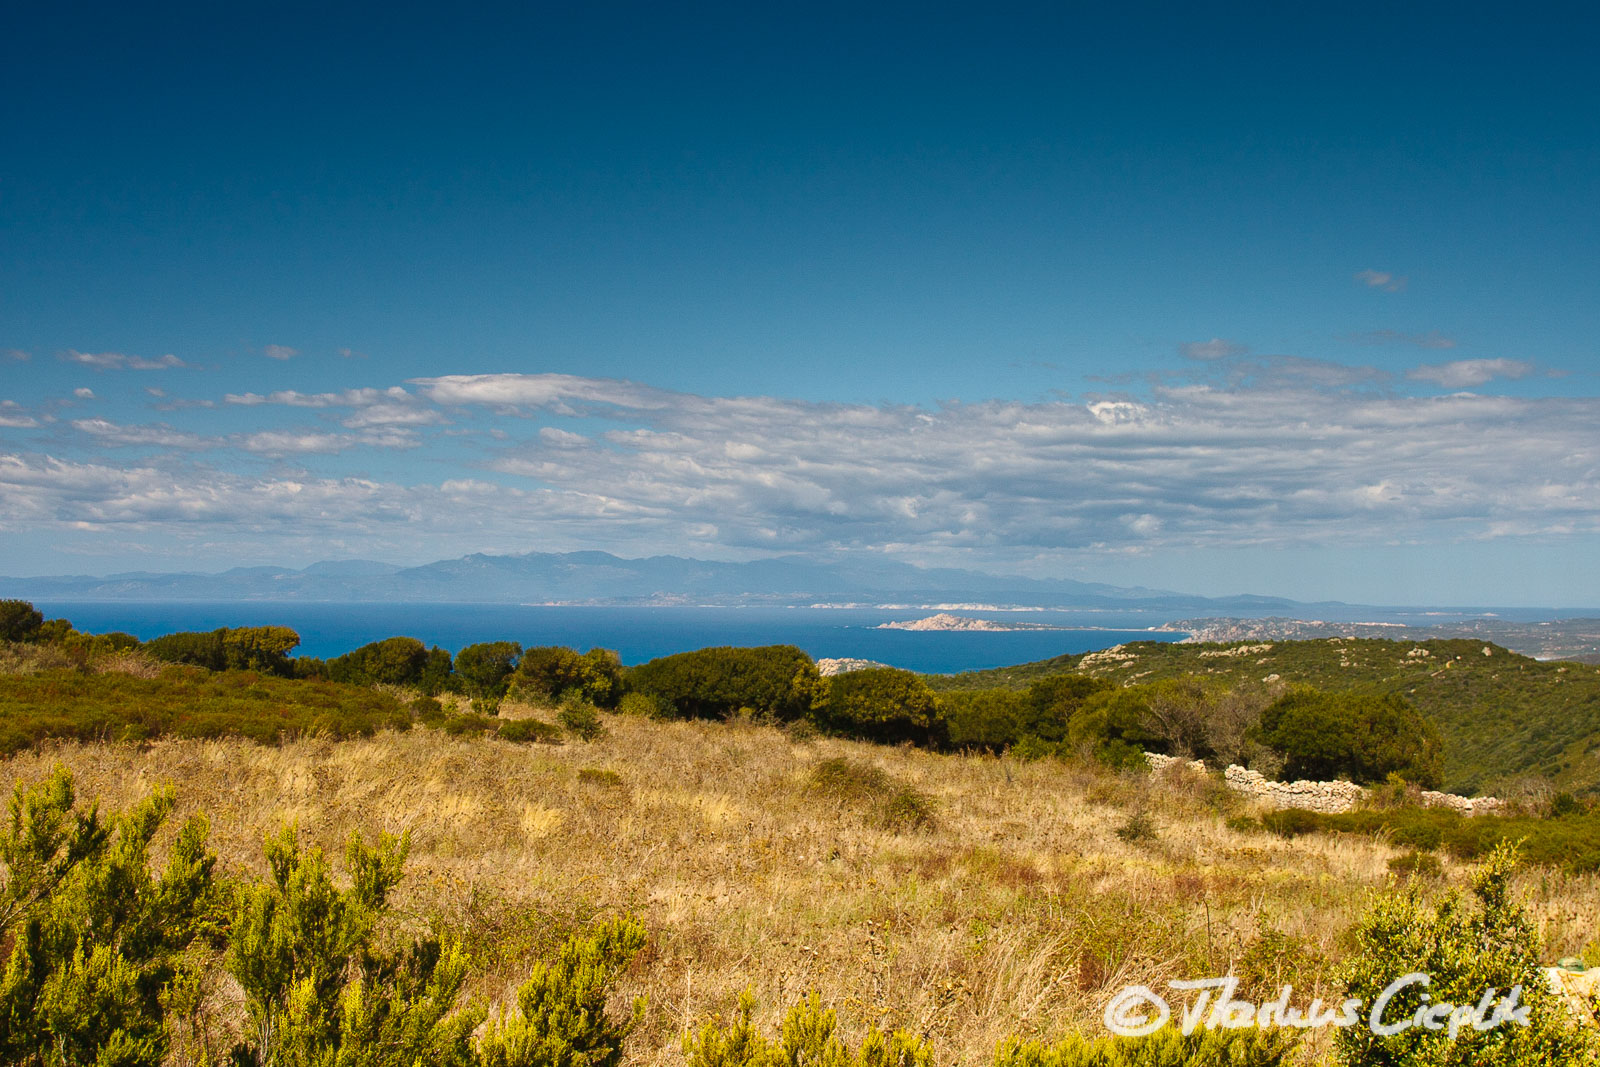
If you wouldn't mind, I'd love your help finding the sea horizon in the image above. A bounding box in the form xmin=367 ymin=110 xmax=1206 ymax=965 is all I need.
xmin=29 ymin=600 xmax=1189 ymax=674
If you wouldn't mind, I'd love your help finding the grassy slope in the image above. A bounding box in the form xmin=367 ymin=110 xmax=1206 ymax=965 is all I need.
xmin=9 ymin=717 xmax=1599 ymax=1066
xmin=929 ymin=638 xmax=1600 ymax=793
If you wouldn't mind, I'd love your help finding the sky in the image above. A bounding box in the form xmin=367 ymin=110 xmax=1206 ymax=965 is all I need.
xmin=2 ymin=3 xmax=1598 ymax=606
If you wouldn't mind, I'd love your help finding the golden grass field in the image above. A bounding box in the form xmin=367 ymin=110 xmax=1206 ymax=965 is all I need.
xmin=5 ymin=708 xmax=1599 ymax=1065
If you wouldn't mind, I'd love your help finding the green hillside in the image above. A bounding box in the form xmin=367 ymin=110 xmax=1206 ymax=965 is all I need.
xmin=930 ymin=638 xmax=1600 ymax=794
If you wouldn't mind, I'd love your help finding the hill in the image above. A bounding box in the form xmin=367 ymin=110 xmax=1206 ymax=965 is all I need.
xmin=930 ymin=638 xmax=1600 ymax=794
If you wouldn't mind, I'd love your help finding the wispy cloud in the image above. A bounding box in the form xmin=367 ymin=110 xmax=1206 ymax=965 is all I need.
xmin=3 ymin=349 xmax=29 ymax=362
xmin=73 ymin=388 xmax=95 ymax=399
xmin=1354 ymin=269 xmax=1407 ymax=292
xmin=59 ymin=350 xmax=188 ymax=371
xmin=1407 ymin=358 xmax=1536 ymax=388
xmin=14 ymin=370 xmax=1600 ymax=569
xmin=263 ymin=344 xmax=299 ymax=361
xmin=1346 ymin=329 xmax=1457 ymax=349
xmin=0 ymin=401 xmax=38 ymax=429
xmin=1178 ymin=338 xmax=1249 ymax=360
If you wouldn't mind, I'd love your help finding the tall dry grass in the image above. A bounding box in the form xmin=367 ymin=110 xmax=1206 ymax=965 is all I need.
xmin=4 ymin=714 xmax=1596 ymax=1065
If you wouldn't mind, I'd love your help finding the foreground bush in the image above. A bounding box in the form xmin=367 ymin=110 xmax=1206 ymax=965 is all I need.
xmin=684 ymin=991 xmax=933 ymax=1067
xmin=1332 ymin=842 xmax=1597 ymax=1065
xmin=0 ymin=768 xmax=217 ymax=1066
xmin=805 ymin=757 xmax=935 ymax=832
xmin=994 ymin=1028 xmax=1297 ymax=1066
xmin=143 ymin=625 xmax=301 ymax=675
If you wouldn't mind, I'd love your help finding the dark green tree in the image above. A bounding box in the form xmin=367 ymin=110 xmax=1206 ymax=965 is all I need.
xmin=454 ymin=642 xmax=523 ymax=701
xmin=0 ymin=600 xmax=44 ymax=643
xmin=819 ymin=668 xmax=944 ymax=745
xmin=1254 ymin=687 xmax=1442 ymax=786
xmin=627 ymin=645 xmax=822 ymax=720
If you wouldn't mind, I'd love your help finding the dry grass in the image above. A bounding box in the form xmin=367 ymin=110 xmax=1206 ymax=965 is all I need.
xmin=5 ymin=715 xmax=1597 ymax=1065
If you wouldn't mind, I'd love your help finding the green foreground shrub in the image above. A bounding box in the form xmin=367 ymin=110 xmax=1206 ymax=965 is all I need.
xmin=994 ymin=1028 xmax=1297 ymax=1067
xmin=627 ymin=645 xmax=823 ymax=721
xmin=0 ymin=768 xmax=217 ymax=1067
xmin=1333 ymin=841 xmax=1597 ymax=1065
xmin=684 ymin=991 xmax=933 ymax=1067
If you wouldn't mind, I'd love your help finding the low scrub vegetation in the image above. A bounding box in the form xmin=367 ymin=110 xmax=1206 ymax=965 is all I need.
xmin=0 ymin=667 xmax=409 ymax=753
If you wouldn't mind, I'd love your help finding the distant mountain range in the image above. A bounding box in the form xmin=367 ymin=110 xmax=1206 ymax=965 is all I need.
xmin=0 ymin=550 xmax=1578 ymax=624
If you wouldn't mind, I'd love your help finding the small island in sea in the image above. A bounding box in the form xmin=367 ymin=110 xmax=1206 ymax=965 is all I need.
xmin=875 ymin=611 xmax=1067 ymax=632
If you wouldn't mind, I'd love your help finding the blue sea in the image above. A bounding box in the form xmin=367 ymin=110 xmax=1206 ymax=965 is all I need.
xmin=29 ymin=602 xmax=1187 ymax=675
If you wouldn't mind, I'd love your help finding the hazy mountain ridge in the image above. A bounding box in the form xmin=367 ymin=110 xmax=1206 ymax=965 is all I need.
xmin=1 ymin=550 xmax=1316 ymax=614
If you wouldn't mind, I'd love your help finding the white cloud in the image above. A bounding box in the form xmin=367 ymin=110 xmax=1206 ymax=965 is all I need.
xmin=1355 ymin=269 xmax=1407 ymax=292
xmin=409 ymin=373 xmax=675 ymax=413
xmin=70 ymin=418 xmax=210 ymax=450
xmin=1347 ymin=329 xmax=1457 ymax=349
xmin=263 ymin=344 xmax=299 ymax=361
xmin=3 ymin=349 xmax=29 ymax=362
xmin=0 ymin=401 xmax=38 ymax=428
xmin=1178 ymin=338 xmax=1248 ymax=360
xmin=1407 ymin=358 xmax=1535 ymax=388
xmin=60 ymin=350 xmax=187 ymax=371
xmin=12 ymin=370 xmax=1600 ymax=568
xmin=73 ymin=388 xmax=95 ymax=399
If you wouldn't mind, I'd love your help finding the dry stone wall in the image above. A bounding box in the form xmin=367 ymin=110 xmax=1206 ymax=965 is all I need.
xmin=1143 ymin=752 xmax=1501 ymax=815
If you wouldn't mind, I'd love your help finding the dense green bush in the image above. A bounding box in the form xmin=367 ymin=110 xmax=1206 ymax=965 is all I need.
xmin=513 ymin=646 xmax=623 ymax=707
xmin=456 ymin=641 xmax=523 ymax=700
xmin=1253 ymin=687 xmax=1443 ymax=786
xmin=556 ymin=693 xmax=607 ymax=742
xmin=993 ymin=1028 xmax=1297 ymax=1066
xmin=0 ymin=668 xmax=410 ymax=753
xmin=326 ymin=635 xmax=453 ymax=690
xmin=684 ymin=991 xmax=933 ymax=1067
xmin=628 ymin=645 xmax=823 ymax=721
xmin=498 ymin=718 xmax=565 ymax=744
xmin=0 ymin=768 xmax=217 ymax=1066
xmin=1257 ymin=803 xmax=1600 ymax=873
xmin=1332 ymin=843 xmax=1597 ymax=1065
xmin=0 ymin=599 xmax=45 ymax=643
xmin=143 ymin=626 xmax=301 ymax=675
xmin=819 ymin=667 xmax=944 ymax=744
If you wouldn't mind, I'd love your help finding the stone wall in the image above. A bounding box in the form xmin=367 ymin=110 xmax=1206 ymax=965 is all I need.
xmin=1143 ymin=752 xmax=1502 ymax=816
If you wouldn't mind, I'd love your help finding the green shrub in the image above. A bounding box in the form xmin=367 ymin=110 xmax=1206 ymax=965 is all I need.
xmin=684 ymin=990 xmax=933 ymax=1067
xmin=227 ymin=825 xmax=483 ymax=1066
xmin=993 ymin=1027 xmax=1297 ymax=1066
xmin=556 ymin=693 xmax=607 ymax=742
xmin=1252 ymin=686 xmax=1442 ymax=787
xmin=476 ymin=917 xmax=647 ymax=1067
xmin=499 ymin=719 xmax=565 ymax=745
xmin=327 ymin=636 xmax=448 ymax=689
xmin=0 ymin=600 xmax=46 ymax=643
xmin=1332 ymin=842 xmax=1598 ymax=1065
xmin=1260 ymin=809 xmax=1323 ymax=839
xmin=456 ymin=641 xmax=523 ymax=701
xmin=441 ymin=712 xmax=498 ymax=735
xmin=1388 ymin=850 xmax=1444 ymax=880
xmin=513 ymin=646 xmax=622 ymax=707
xmin=0 ymin=768 xmax=218 ymax=1067
xmin=627 ymin=645 xmax=823 ymax=721
xmin=819 ymin=667 xmax=944 ymax=745
xmin=616 ymin=691 xmax=666 ymax=718
xmin=805 ymin=757 xmax=936 ymax=833
xmin=143 ymin=626 xmax=300 ymax=675
xmin=0 ymin=668 xmax=410 ymax=753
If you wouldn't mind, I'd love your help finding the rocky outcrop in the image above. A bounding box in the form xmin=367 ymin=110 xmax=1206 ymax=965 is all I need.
xmin=815 ymin=657 xmax=894 ymax=676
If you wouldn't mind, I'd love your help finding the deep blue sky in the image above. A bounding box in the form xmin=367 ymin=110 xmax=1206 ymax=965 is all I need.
xmin=3 ymin=3 xmax=1598 ymax=605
